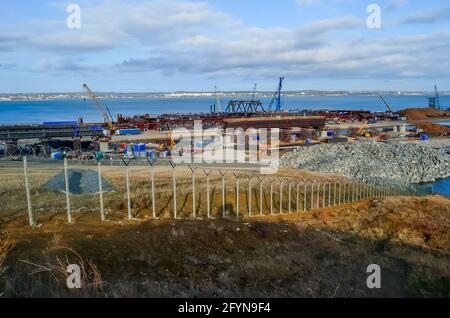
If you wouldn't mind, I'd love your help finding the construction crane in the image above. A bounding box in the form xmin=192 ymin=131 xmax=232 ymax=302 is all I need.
xmin=379 ymin=96 xmax=394 ymax=113
xmin=82 ymin=84 xmax=115 ymax=130
xmin=268 ymin=77 xmax=285 ymax=111
xmin=214 ymin=86 xmax=222 ymax=113
xmin=435 ymin=85 xmax=441 ymax=110
xmin=251 ymin=83 xmax=258 ymax=100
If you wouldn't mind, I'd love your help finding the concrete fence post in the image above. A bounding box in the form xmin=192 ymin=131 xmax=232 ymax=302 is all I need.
xmin=248 ymin=175 xmax=253 ymax=216
xmin=97 ymin=161 xmax=105 ymax=221
xmin=322 ymin=182 xmax=326 ymax=208
xmin=258 ymin=177 xmax=265 ymax=216
xmin=234 ymin=173 xmax=240 ymax=218
xmin=288 ymin=180 xmax=292 ymax=214
xmin=64 ymin=158 xmax=73 ymax=224
xmin=125 ymin=163 xmax=132 ymax=220
xmin=270 ymin=178 xmax=274 ymax=215
xmin=333 ymin=182 xmax=337 ymax=206
xmin=304 ymin=183 xmax=307 ymax=211
xmin=279 ymin=178 xmax=283 ymax=214
xmin=219 ymin=170 xmax=227 ymax=218
xmin=328 ymin=182 xmax=331 ymax=207
xmin=170 ymin=162 xmax=177 ymax=219
xmin=203 ymin=170 xmax=211 ymax=218
xmin=23 ymin=157 xmax=34 ymax=226
xmin=316 ymin=182 xmax=321 ymax=209
xmin=145 ymin=158 xmax=157 ymax=219
xmin=188 ymin=166 xmax=197 ymax=218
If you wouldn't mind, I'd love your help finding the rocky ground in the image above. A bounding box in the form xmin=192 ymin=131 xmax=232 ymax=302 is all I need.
xmin=281 ymin=141 xmax=450 ymax=187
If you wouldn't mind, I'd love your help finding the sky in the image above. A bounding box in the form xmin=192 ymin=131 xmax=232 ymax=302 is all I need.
xmin=0 ymin=0 xmax=449 ymax=93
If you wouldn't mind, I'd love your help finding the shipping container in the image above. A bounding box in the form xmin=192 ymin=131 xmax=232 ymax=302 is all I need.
xmin=43 ymin=121 xmax=78 ymax=126
xmin=116 ymin=129 xmax=141 ymax=136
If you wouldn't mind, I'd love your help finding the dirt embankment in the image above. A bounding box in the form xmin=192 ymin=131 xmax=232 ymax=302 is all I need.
xmin=399 ymin=108 xmax=450 ymax=135
xmin=0 ymin=196 xmax=449 ymax=298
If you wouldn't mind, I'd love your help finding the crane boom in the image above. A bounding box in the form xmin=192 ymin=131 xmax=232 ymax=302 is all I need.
xmin=252 ymin=83 xmax=258 ymax=100
xmin=268 ymin=77 xmax=285 ymax=111
xmin=379 ymin=96 xmax=394 ymax=113
xmin=435 ymin=85 xmax=441 ymax=110
xmin=82 ymin=84 xmax=114 ymax=128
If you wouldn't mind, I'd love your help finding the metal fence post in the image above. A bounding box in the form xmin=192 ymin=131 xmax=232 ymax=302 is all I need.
xmin=97 ymin=161 xmax=105 ymax=221
xmin=23 ymin=156 xmax=34 ymax=226
xmin=63 ymin=158 xmax=73 ymax=223
xmin=338 ymin=182 xmax=342 ymax=205
xmin=296 ymin=182 xmax=300 ymax=213
xmin=311 ymin=182 xmax=314 ymax=210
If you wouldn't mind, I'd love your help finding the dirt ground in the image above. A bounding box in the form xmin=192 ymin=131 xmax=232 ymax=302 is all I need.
xmin=1 ymin=193 xmax=449 ymax=298
xmin=399 ymin=108 xmax=450 ymax=135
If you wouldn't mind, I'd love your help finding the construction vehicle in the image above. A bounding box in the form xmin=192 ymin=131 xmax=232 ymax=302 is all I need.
xmin=356 ymin=120 xmax=372 ymax=138
xmin=82 ymin=84 xmax=115 ymax=131
xmin=268 ymin=77 xmax=285 ymax=111
xmin=379 ymin=96 xmax=394 ymax=113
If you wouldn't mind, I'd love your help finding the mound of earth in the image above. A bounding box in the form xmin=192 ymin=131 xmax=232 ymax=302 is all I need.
xmin=44 ymin=169 xmax=113 ymax=195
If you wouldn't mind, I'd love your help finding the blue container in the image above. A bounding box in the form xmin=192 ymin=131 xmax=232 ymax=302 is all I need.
xmin=133 ymin=143 xmax=146 ymax=152
xmin=51 ymin=152 xmax=63 ymax=160
xmin=117 ymin=129 xmax=141 ymax=135
xmin=44 ymin=121 xmax=78 ymax=126
xmin=327 ymin=131 xmax=335 ymax=137
xmin=420 ymin=133 xmax=429 ymax=141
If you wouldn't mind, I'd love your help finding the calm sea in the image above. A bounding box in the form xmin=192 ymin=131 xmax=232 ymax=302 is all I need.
xmin=0 ymin=95 xmax=449 ymax=125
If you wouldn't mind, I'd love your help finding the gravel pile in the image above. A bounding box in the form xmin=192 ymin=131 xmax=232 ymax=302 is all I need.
xmin=281 ymin=141 xmax=450 ymax=186
xmin=44 ymin=170 xmax=113 ymax=195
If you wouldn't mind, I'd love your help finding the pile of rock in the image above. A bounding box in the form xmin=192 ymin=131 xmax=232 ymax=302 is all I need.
xmin=44 ymin=170 xmax=113 ymax=195
xmin=281 ymin=141 xmax=450 ymax=186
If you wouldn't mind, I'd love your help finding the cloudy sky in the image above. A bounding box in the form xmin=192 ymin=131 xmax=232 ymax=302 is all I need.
xmin=0 ymin=0 xmax=449 ymax=93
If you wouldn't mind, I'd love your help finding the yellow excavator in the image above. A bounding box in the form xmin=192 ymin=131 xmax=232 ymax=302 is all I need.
xmin=357 ymin=120 xmax=372 ymax=138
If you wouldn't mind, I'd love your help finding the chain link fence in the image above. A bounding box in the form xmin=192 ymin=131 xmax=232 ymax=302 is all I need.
xmin=3 ymin=157 xmax=411 ymax=227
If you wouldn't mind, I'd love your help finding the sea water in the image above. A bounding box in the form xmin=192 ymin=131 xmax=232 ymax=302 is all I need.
xmin=0 ymin=95 xmax=449 ymax=125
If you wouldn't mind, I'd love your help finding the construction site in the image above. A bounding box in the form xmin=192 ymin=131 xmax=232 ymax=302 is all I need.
xmin=1 ymin=79 xmax=449 ymax=163
xmin=0 ymin=79 xmax=449 ymax=298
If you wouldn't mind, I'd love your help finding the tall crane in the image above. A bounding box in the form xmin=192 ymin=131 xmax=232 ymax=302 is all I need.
xmin=268 ymin=77 xmax=285 ymax=111
xmin=435 ymin=85 xmax=441 ymax=110
xmin=251 ymin=83 xmax=258 ymax=100
xmin=379 ymin=95 xmax=394 ymax=113
xmin=214 ymin=86 xmax=222 ymax=113
xmin=82 ymin=84 xmax=115 ymax=129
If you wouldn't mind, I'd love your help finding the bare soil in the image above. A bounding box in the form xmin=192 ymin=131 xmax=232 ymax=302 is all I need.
xmin=1 ymin=194 xmax=449 ymax=298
